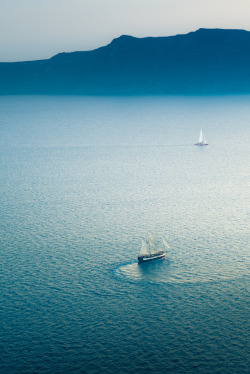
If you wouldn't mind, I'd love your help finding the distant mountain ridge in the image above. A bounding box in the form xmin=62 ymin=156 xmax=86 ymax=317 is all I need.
xmin=1 ymin=28 xmax=250 ymax=94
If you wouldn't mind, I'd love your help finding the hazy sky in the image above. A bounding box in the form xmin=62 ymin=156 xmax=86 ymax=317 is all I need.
xmin=1 ymin=0 xmax=250 ymax=62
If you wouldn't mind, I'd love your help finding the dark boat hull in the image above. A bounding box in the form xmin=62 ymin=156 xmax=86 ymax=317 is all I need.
xmin=194 ymin=143 xmax=208 ymax=146
xmin=138 ymin=252 xmax=166 ymax=263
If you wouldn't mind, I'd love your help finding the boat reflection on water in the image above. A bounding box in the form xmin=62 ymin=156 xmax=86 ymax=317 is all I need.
xmin=117 ymin=255 xmax=168 ymax=283
xmin=137 ymin=256 xmax=166 ymax=275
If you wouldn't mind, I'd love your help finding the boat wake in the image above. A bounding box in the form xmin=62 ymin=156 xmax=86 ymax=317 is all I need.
xmin=115 ymin=260 xmax=244 ymax=285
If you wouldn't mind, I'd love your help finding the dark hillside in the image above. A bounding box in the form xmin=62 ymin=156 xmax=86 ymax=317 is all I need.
xmin=1 ymin=28 xmax=250 ymax=94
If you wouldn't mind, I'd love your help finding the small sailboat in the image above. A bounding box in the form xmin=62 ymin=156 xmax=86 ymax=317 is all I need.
xmin=194 ymin=129 xmax=208 ymax=146
xmin=138 ymin=235 xmax=169 ymax=263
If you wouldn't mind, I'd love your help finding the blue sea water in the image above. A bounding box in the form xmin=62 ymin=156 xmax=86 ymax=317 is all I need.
xmin=0 ymin=95 xmax=249 ymax=373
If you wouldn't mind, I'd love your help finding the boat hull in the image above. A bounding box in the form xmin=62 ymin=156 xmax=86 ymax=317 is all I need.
xmin=194 ymin=143 xmax=208 ymax=146
xmin=138 ymin=251 xmax=166 ymax=264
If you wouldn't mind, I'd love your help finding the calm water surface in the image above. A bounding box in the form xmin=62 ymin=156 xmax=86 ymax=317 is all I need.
xmin=0 ymin=96 xmax=249 ymax=373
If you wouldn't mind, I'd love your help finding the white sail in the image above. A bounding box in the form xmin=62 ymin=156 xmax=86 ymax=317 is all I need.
xmin=148 ymin=235 xmax=157 ymax=254
xmin=162 ymin=237 xmax=170 ymax=248
xmin=139 ymin=238 xmax=151 ymax=256
xmin=196 ymin=129 xmax=208 ymax=145
xmin=148 ymin=233 xmax=155 ymax=242
xmin=198 ymin=130 xmax=203 ymax=143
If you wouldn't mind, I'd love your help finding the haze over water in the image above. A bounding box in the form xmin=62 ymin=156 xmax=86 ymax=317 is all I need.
xmin=0 ymin=95 xmax=249 ymax=373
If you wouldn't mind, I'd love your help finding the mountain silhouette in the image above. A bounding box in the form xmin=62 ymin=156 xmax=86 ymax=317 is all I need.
xmin=1 ymin=28 xmax=250 ymax=94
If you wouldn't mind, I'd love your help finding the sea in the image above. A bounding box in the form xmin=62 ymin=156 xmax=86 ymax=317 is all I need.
xmin=0 ymin=95 xmax=249 ymax=373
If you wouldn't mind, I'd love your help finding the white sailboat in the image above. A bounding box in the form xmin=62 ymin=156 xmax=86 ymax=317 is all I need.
xmin=194 ymin=129 xmax=208 ymax=146
xmin=138 ymin=235 xmax=169 ymax=263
